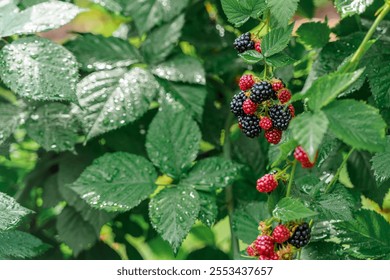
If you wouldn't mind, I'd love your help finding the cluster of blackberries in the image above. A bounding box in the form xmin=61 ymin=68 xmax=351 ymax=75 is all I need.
xmin=233 ymin=32 xmax=262 ymax=53
xmin=288 ymin=223 xmax=311 ymax=248
xmin=230 ymin=75 xmax=295 ymax=144
xmin=247 ymin=222 xmax=311 ymax=260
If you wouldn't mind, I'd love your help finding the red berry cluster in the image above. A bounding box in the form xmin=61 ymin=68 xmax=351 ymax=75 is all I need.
xmin=246 ymin=224 xmax=292 ymax=260
xmin=230 ymin=75 xmax=295 ymax=144
xmin=294 ymin=146 xmax=316 ymax=168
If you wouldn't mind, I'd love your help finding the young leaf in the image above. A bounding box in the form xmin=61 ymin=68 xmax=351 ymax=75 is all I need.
xmin=371 ymin=136 xmax=390 ymax=183
xmin=267 ymin=0 xmax=299 ymax=27
xmin=335 ymin=0 xmax=374 ymax=18
xmin=265 ymin=52 xmax=296 ymax=68
xmin=66 ymin=34 xmax=143 ymax=72
xmin=336 ymin=210 xmax=390 ymax=259
xmin=70 ymin=152 xmax=157 ymax=212
xmin=151 ymin=55 xmax=206 ymax=85
xmin=0 ymin=230 xmax=48 ymax=259
xmin=26 ymin=103 xmax=80 ymax=152
xmin=232 ymin=201 xmax=270 ymax=244
xmin=198 ymin=191 xmax=218 ymax=227
xmin=146 ymin=106 xmax=201 ymax=179
xmin=290 ymin=111 xmax=329 ymax=161
xmin=141 ymin=15 xmax=185 ymax=65
xmin=273 ymin=197 xmax=317 ymax=222
xmin=149 ymin=186 xmax=200 ymax=252
xmin=0 ymin=37 xmax=78 ymax=101
xmin=296 ymin=21 xmax=331 ymax=49
xmin=0 ymin=1 xmax=83 ymax=37
xmin=238 ymin=50 xmax=264 ymax=64
xmin=0 ymin=103 xmax=21 ymax=145
xmin=221 ymin=0 xmax=267 ymax=27
xmin=121 ymin=0 xmax=190 ymax=34
xmin=181 ymin=157 xmax=242 ymax=191
xmin=261 ymin=24 xmax=294 ymax=57
xmin=73 ymin=67 xmax=159 ymax=140
xmin=324 ymin=100 xmax=386 ymax=152
xmin=0 ymin=192 xmax=32 ymax=230
xmin=298 ymin=69 xmax=364 ymax=110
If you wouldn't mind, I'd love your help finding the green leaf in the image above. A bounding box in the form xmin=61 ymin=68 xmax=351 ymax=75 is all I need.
xmin=273 ymin=197 xmax=317 ymax=222
xmin=0 ymin=1 xmax=83 ymax=37
xmin=266 ymin=52 xmax=296 ymax=68
xmin=66 ymin=34 xmax=142 ymax=72
xmin=146 ymin=106 xmax=201 ymax=178
xmin=73 ymin=67 xmax=159 ymax=140
xmin=181 ymin=157 xmax=241 ymax=191
xmin=365 ymin=42 xmax=390 ymax=109
xmin=267 ymin=0 xmax=299 ymax=27
xmin=315 ymin=186 xmax=355 ymax=221
xmin=121 ymin=0 xmax=190 ymax=34
xmin=221 ymin=0 xmax=267 ymax=27
xmin=238 ymin=50 xmax=264 ymax=64
xmin=0 ymin=192 xmax=32 ymax=230
xmin=324 ymin=100 xmax=386 ymax=152
xmin=141 ymin=15 xmax=185 ymax=65
xmin=90 ymin=0 xmax=123 ymax=13
xmin=232 ymin=201 xmax=270 ymax=244
xmin=159 ymin=82 xmax=207 ymax=121
xmin=151 ymin=55 xmax=205 ymax=85
xmin=302 ymin=241 xmax=347 ymax=260
xmin=371 ymin=136 xmax=390 ymax=183
xmin=261 ymin=24 xmax=294 ymax=57
xmin=0 ymin=103 xmax=21 ymax=145
xmin=335 ymin=0 xmax=374 ymax=18
xmin=0 ymin=230 xmax=48 ymax=259
xmin=198 ymin=191 xmax=218 ymax=227
xmin=336 ymin=210 xmax=390 ymax=259
xmin=290 ymin=111 xmax=329 ymax=161
xmin=305 ymin=70 xmax=364 ymax=110
xmin=149 ymin=186 xmax=200 ymax=252
xmin=269 ymin=137 xmax=297 ymax=168
xmin=26 ymin=103 xmax=79 ymax=152
xmin=0 ymin=37 xmax=78 ymax=101
xmin=70 ymin=152 xmax=157 ymax=212
xmin=296 ymin=21 xmax=331 ymax=48
xmin=56 ymin=207 xmax=101 ymax=256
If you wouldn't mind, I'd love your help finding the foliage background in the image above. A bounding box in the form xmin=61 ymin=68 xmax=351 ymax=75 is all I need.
xmin=0 ymin=0 xmax=389 ymax=260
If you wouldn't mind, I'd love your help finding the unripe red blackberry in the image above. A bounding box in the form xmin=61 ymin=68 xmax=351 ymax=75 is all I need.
xmin=255 ymin=41 xmax=262 ymax=53
xmin=278 ymin=89 xmax=291 ymax=104
xmin=259 ymin=117 xmax=273 ymax=130
xmin=294 ymin=146 xmax=315 ymax=168
xmin=272 ymin=225 xmax=291 ymax=243
xmin=256 ymin=174 xmax=278 ymax=193
xmin=246 ymin=245 xmax=257 ymax=257
xmin=288 ymin=104 xmax=295 ymax=117
xmin=265 ymin=128 xmax=282 ymax=144
xmin=239 ymin=74 xmax=255 ymax=91
xmin=254 ymin=235 xmax=275 ymax=256
xmin=272 ymin=80 xmax=284 ymax=92
xmin=259 ymin=252 xmax=279 ymax=260
xmin=242 ymin=98 xmax=257 ymax=115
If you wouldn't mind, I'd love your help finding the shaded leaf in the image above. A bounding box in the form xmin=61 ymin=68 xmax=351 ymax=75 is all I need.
xmin=198 ymin=191 xmax=218 ymax=227
xmin=0 ymin=230 xmax=48 ymax=259
xmin=371 ymin=137 xmax=390 ymax=183
xmin=0 ymin=103 xmax=21 ymax=145
xmin=0 ymin=192 xmax=32 ymax=230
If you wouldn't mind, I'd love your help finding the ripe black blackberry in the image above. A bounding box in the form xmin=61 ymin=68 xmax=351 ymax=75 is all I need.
xmin=269 ymin=105 xmax=292 ymax=131
xmin=233 ymin=32 xmax=255 ymax=53
xmin=288 ymin=223 xmax=311 ymax=248
xmin=230 ymin=91 xmax=246 ymax=117
xmin=250 ymin=81 xmax=274 ymax=103
xmin=240 ymin=115 xmax=261 ymax=138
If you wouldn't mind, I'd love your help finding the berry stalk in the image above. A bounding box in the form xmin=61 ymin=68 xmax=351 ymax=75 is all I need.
xmin=325 ymin=148 xmax=355 ymax=193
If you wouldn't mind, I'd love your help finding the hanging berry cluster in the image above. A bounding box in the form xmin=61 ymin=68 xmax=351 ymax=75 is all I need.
xmin=247 ymin=221 xmax=312 ymax=260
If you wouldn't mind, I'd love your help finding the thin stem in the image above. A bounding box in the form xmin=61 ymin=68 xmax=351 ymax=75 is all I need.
xmin=286 ymin=160 xmax=297 ymax=197
xmin=344 ymin=3 xmax=390 ymax=72
xmin=325 ymin=148 xmax=355 ymax=193
xmin=223 ymin=96 xmax=240 ymax=259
